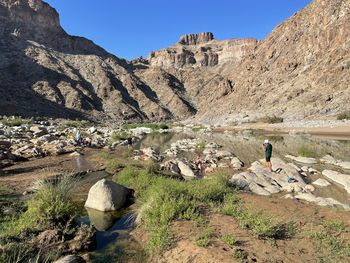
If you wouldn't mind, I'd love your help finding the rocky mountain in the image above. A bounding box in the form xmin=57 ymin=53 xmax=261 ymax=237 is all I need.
xmin=0 ymin=0 xmax=349 ymax=124
xmin=195 ymin=0 xmax=350 ymax=123
xmin=149 ymin=32 xmax=257 ymax=69
xmin=0 ymin=0 xmax=198 ymax=121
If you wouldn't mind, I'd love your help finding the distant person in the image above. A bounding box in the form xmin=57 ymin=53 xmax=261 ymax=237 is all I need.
xmin=75 ymin=129 xmax=82 ymax=146
xmin=263 ymin=139 xmax=273 ymax=172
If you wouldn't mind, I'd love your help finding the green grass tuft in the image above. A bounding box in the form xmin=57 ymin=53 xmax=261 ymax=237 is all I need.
xmin=1 ymin=178 xmax=77 ymax=238
xmin=221 ymin=234 xmax=238 ymax=246
xmin=297 ymin=145 xmax=315 ymax=157
xmin=195 ymin=226 xmax=214 ymax=247
xmin=337 ymin=111 xmax=350 ymax=120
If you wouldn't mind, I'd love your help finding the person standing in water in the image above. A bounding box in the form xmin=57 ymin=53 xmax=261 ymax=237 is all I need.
xmin=263 ymin=139 xmax=273 ymax=172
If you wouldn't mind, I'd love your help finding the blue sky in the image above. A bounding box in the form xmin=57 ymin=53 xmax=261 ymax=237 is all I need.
xmin=45 ymin=0 xmax=312 ymax=60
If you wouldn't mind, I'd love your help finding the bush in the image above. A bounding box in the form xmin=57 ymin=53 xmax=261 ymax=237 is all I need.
xmin=110 ymin=131 xmax=129 ymax=142
xmin=1 ymin=117 xmax=33 ymax=127
xmin=58 ymin=120 xmax=90 ymax=130
xmin=258 ymin=116 xmax=284 ymax=124
xmin=337 ymin=111 xmax=350 ymax=120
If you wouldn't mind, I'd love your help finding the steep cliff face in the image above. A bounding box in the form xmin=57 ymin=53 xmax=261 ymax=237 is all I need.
xmin=0 ymin=0 xmax=196 ymax=121
xmin=149 ymin=33 xmax=257 ymax=69
xmin=195 ymin=0 xmax=350 ymax=123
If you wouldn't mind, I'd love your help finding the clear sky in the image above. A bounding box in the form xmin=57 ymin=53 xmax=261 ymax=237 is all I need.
xmin=45 ymin=0 xmax=312 ymax=60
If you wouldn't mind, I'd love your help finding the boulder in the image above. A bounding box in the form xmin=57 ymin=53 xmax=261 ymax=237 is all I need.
xmin=230 ymin=157 xmax=244 ymax=169
xmin=89 ymin=127 xmax=97 ymax=134
xmin=322 ymin=170 xmax=350 ymax=194
xmin=84 ymin=179 xmax=133 ymax=212
xmin=178 ymin=161 xmax=197 ymax=180
xmin=30 ymin=126 xmax=48 ymax=137
xmin=214 ymin=150 xmax=233 ymax=159
xmin=229 ymin=158 xmax=307 ymax=196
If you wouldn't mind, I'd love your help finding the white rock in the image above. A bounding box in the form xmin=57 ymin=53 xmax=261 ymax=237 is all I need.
xmin=295 ymin=192 xmax=349 ymax=210
xmin=304 ymin=184 xmax=315 ymax=192
xmin=230 ymin=157 xmax=244 ymax=169
xmin=312 ymin=179 xmax=331 ymax=187
xmin=284 ymin=194 xmax=294 ymax=199
xmin=285 ymin=155 xmax=317 ymax=164
xmin=84 ymin=179 xmax=132 ymax=212
xmin=320 ymin=155 xmax=350 ymax=170
xmin=301 ymin=166 xmax=309 ymax=172
xmin=89 ymin=126 xmax=97 ymax=133
xmin=178 ymin=161 xmax=197 ymax=180
xmin=322 ymin=170 xmax=350 ymax=194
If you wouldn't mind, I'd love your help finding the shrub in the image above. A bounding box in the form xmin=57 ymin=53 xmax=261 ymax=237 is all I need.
xmin=1 ymin=117 xmax=33 ymax=127
xmin=58 ymin=120 xmax=90 ymax=130
xmin=1 ymin=178 xmax=77 ymax=237
xmin=337 ymin=111 xmax=350 ymax=120
xmin=110 ymin=131 xmax=129 ymax=142
xmin=258 ymin=116 xmax=284 ymax=124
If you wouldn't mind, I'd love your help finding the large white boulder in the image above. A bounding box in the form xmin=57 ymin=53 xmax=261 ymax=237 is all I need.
xmin=84 ymin=179 xmax=132 ymax=212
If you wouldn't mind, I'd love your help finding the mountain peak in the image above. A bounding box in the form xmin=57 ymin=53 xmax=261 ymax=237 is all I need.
xmin=178 ymin=32 xmax=214 ymax=45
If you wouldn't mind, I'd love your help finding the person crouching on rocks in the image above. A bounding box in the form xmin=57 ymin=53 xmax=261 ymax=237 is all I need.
xmin=263 ymin=139 xmax=273 ymax=172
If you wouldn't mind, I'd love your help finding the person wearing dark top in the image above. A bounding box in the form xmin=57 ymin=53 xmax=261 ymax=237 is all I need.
xmin=263 ymin=139 xmax=273 ymax=172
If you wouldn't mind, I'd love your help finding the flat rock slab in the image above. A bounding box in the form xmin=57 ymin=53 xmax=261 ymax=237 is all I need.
xmin=295 ymin=192 xmax=349 ymax=210
xmin=285 ymin=155 xmax=317 ymax=164
xmin=322 ymin=170 xmax=350 ymax=194
xmin=312 ymin=178 xmax=331 ymax=187
xmin=320 ymin=155 xmax=350 ymax=170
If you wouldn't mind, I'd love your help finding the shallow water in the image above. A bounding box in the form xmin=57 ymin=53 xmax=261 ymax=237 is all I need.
xmin=135 ymin=131 xmax=350 ymax=206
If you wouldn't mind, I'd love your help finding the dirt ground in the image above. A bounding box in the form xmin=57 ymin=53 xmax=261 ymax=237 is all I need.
xmin=131 ymin=193 xmax=350 ymax=263
xmin=1 ymin=148 xmax=350 ymax=263
xmin=0 ymin=149 xmax=104 ymax=193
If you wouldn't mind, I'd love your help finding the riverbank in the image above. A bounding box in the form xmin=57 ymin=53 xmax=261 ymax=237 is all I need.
xmin=216 ymin=120 xmax=350 ymax=138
